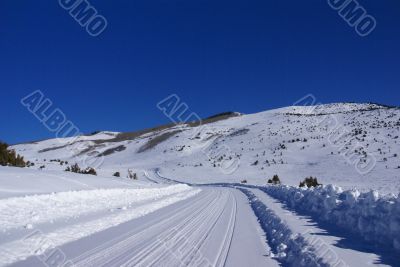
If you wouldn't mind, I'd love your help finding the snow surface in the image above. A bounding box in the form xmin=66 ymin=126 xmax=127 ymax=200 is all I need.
xmin=0 ymin=168 xmax=199 ymax=266
xmin=0 ymin=166 xmax=151 ymax=199
xmin=1 ymin=103 xmax=399 ymax=266
xmin=260 ymin=184 xmax=400 ymax=253
xmin=12 ymin=103 xmax=400 ymax=194
xmin=240 ymin=187 xmax=396 ymax=267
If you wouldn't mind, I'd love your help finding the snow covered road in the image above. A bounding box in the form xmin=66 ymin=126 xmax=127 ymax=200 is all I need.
xmin=1 ymin=168 xmax=398 ymax=267
xmin=9 ymin=188 xmax=279 ymax=267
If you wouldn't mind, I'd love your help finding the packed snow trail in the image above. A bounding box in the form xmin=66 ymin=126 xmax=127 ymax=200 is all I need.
xmin=12 ymin=188 xmax=279 ymax=267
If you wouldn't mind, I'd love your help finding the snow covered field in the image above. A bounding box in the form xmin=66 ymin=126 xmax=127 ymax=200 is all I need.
xmin=1 ymin=103 xmax=399 ymax=266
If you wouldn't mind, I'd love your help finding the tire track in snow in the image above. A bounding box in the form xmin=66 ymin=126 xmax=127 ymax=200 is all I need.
xmin=70 ymin=189 xmax=217 ymax=267
xmin=70 ymin=189 xmax=239 ymax=267
xmin=120 ymin=190 xmax=227 ymax=266
xmin=213 ymin=191 xmax=237 ymax=267
xmin=166 ymin=191 xmax=235 ymax=267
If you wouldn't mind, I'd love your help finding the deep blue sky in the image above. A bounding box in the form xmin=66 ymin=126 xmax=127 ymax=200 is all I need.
xmin=1 ymin=0 xmax=399 ymax=144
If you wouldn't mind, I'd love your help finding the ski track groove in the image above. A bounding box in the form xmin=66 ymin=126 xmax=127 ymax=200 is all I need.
xmin=122 ymin=191 xmax=224 ymax=266
xmin=71 ymin=189 xmax=240 ymax=267
xmin=172 ymin=191 xmax=231 ymax=267
xmin=214 ymin=191 xmax=237 ymax=267
xmin=123 ymin=190 xmax=228 ymax=267
xmin=71 ymin=190 xmax=215 ymax=267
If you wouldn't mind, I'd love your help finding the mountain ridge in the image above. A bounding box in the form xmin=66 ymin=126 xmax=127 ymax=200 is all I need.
xmin=11 ymin=102 xmax=400 ymax=194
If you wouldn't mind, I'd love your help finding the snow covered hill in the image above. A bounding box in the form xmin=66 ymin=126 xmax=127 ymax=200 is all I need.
xmin=1 ymin=102 xmax=400 ymax=267
xmin=12 ymin=102 xmax=400 ymax=194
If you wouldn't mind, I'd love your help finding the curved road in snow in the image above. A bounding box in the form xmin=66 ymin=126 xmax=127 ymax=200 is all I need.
xmin=10 ymin=170 xmax=396 ymax=267
xmin=68 ymin=188 xmax=277 ymax=267
xmin=12 ymin=187 xmax=278 ymax=267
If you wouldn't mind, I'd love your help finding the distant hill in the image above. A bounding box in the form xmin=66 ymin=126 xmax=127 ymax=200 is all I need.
xmin=11 ymin=103 xmax=400 ymax=194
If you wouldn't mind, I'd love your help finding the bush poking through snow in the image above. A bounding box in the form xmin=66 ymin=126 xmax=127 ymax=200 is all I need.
xmin=299 ymin=177 xmax=321 ymax=188
xmin=113 ymin=172 xmax=120 ymax=177
xmin=26 ymin=161 xmax=35 ymax=167
xmin=70 ymin=163 xmax=81 ymax=173
xmin=241 ymin=179 xmax=248 ymax=184
xmin=82 ymin=167 xmax=97 ymax=176
xmin=268 ymin=175 xmax=281 ymax=185
xmin=127 ymin=169 xmax=137 ymax=180
xmin=65 ymin=164 xmax=97 ymax=175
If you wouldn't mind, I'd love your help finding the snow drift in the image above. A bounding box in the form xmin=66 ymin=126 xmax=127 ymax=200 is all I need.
xmin=260 ymin=184 xmax=400 ymax=252
xmin=238 ymin=187 xmax=328 ymax=267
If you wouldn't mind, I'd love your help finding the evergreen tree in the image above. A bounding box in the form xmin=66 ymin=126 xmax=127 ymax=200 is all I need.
xmin=0 ymin=141 xmax=26 ymax=167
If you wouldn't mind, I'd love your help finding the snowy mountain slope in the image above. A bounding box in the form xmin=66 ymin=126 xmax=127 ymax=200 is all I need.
xmin=2 ymin=101 xmax=400 ymax=267
xmin=12 ymin=102 xmax=400 ymax=194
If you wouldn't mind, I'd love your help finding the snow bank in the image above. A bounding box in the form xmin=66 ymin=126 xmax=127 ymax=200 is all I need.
xmin=238 ymin=188 xmax=328 ymax=267
xmin=260 ymin=184 xmax=400 ymax=252
xmin=0 ymin=184 xmax=195 ymax=231
xmin=0 ymin=167 xmax=153 ymax=199
xmin=0 ymin=185 xmax=200 ymax=266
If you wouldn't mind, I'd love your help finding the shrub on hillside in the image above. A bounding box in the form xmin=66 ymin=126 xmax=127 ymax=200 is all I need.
xmin=70 ymin=163 xmax=81 ymax=173
xmin=299 ymin=177 xmax=321 ymax=188
xmin=82 ymin=167 xmax=97 ymax=176
xmin=267 ymin=175 xmax=281 ymax=185
xmin=26 ymin=161 xmax=35 ymax=167
xmin=127 ymin=169 xmax=137 ymax=180
xmin=65 ymin=163 xmax=97 ymax=176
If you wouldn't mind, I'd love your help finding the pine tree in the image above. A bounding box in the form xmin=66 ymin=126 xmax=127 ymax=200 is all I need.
xmin=0 ymin=141 xmax=26 ymax=167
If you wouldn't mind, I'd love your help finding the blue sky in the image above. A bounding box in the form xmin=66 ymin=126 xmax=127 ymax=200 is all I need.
xmin=1 ymin=0 xmax=399 ymax=144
